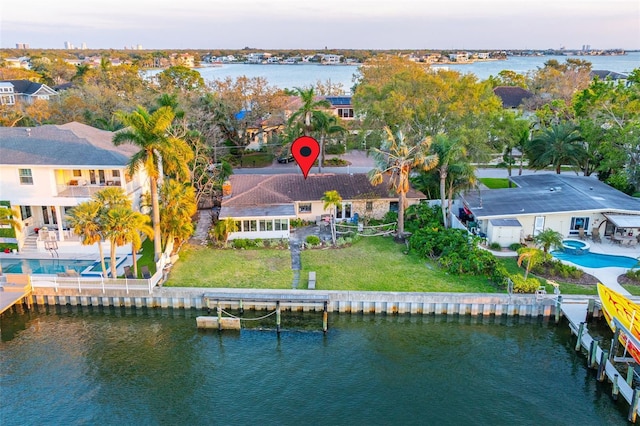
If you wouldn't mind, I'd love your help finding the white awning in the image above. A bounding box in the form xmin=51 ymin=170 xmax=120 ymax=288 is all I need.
xmin=605 ymin=214 xmax=640 ymax=228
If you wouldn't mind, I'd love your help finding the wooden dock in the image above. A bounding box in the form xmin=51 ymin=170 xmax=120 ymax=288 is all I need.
xmin=562 ymin=300 xmax=640 ymax=422
xmin=0 ymin=274 xmax=32 ymax=316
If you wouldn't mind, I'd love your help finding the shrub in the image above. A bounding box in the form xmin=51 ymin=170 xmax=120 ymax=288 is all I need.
xmin=325 ymin=143 xmax=346 ymax=155
xmin=626 ymin=269 xmax=640 ymax=283
xmin=510 ymin=274 xmax=541 ymax=293
xmin=509 ymin=243 xmax=523 ymax=251
xmin=305 ymin=235 xmax=321 ymax=246
xmin=489 ymin=242 xmax=502 ymax=251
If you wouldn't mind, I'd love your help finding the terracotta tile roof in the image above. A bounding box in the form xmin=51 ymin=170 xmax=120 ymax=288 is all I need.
xmin=222 ymin=173 xmax=425 ymax=207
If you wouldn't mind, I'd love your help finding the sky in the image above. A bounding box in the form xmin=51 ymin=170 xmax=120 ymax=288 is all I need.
xmin=1 ymin=0 xmax=639 ymax=50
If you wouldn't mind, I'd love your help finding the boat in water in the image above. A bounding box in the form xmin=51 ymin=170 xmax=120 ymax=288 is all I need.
xmin=597 ymin=283 xmax=640 ymax=362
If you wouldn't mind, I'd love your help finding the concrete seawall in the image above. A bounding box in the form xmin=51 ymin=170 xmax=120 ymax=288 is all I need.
xmin=19 ymin=287 xmax=583 ymax=318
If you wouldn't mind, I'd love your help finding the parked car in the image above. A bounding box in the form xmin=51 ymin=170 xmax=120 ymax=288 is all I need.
xmin=277 ymin=153 xmax=295 ymax=163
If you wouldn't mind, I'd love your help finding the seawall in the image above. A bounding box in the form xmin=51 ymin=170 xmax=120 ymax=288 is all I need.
xmin=18 ymin=287 xmax=584 ymax=317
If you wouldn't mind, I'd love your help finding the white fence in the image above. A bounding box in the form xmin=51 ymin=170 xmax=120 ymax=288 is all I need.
xmin=30 ymin=268 xmax=162 ymax=294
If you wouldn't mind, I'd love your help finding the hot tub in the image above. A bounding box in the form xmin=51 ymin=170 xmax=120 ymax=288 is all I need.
xmin=562 ymin=239 xmax=590 ymax=255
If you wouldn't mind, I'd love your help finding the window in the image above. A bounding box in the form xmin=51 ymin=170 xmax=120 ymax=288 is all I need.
xmin=389 ymin=202 xmax=399 ymax=213
xmin=19 ymin=169 xmax=33 ymax=185
xmin=338 ymin=108 xmax=354 ymax=118
xmin=20 ymin=205 xmax=32 ymax=219
xmin=274 ymin=219 xmax=289 ymax=231
xmin=298 ymin=203 xmax=312 ymax=213
xmin=366 ymin=201 xmax=373 ymax=212
xmin=336 ymin=202 xmax=352 ymax=219
xmin=259 ymin=220 xmax=273 ymax=231
xmin=243 ymin=220 xmax=257 ymax=232
xmin=112 ymin=170 xmax=120 ymax=177
xmin=570 ymin=217 xmax=589 ymax=234
xmin=73 ymin=170 xmax=82 ymax=177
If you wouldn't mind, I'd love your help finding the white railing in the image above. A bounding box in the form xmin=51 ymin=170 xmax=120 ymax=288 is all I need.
xmin=30 ymin=273 xmax=160 ymax=294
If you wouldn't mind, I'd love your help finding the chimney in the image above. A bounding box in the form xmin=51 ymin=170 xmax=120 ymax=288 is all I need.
xmin=222 ymin=180 xmax=232 ymax=197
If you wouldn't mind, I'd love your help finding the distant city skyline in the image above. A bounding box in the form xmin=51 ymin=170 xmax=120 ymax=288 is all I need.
xmin=2 ymin=0 xmax=639 ymax=50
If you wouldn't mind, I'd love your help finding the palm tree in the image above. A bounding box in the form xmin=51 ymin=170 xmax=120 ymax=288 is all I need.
xmin=517 ymin=247 xmax=545 ymax=280
xmin=214 ymin=218 xmax=238 ymax=248
xmin=430 ymin=135 xmax=467 ymax=228
xmin=525 ymin=123 xmax=587 ymax=174
xmin=534 ymin=229 xmax=563 ymax=253
xmin=93 ymin=187 xmax=131 ymax=210
xmin=160 ymin=179 xmax=197 ymax=253
xmin=102 ymin=207 xmax=152 ymax=278
xmin=312 ymin=110 xmax=345 ymax=173
xmin=66 ymin=201 xmax=107 ymax=277
xmin=287 ymin=87 xmax=331 ymax=136
xmin=321 ymin=190 xmax=342 ymax=245
xmin=0 ymin=206 xmax=22 ymax=275
xmin=369 ymin=127 xmax=439 ymax=237
xmin=113 ymin=105 xmax=193 ymax=262
xmin=124 ymin=211 xmax=153 ymax=278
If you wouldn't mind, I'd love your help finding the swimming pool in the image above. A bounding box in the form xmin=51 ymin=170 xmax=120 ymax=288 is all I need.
xmin=551 ymin=250 xmax=639 ymax=269
xmin=0 ymin=258 xmax=95 ymax=275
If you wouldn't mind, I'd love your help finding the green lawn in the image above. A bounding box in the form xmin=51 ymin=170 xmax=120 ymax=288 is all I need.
xmin=165 ymin=245 xmax=293 ymax=288
xmin=163 ymin=236 xmax=605 ymax=294
xmin=301 ymin=237 xmax=498 ymax=292
xmin=479 ymin=178 xmax=512 ymax=189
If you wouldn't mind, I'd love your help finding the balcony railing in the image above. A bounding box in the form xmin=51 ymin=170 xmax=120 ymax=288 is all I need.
xmin=56 ymin=182 xmax=139 ymax=198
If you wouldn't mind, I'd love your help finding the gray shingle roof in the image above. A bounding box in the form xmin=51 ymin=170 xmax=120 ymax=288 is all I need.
xmin=463 ymin=174 xmax=640 ymax=218
xmin=222 ymin=173 xmax=425 ymax=207
xmin=0 ymin=123 xmax=137 ymax=167
xmin=493 ymin=86 xmax=533 ymax=108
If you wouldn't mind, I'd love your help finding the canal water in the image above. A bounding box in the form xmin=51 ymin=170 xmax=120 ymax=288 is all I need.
xmin=0 ymin=307 xmax=629 ymax=425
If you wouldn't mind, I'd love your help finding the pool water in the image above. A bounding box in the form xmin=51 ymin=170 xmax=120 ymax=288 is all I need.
xmin=551 ymin=250 xmax=639 ymax=269
xmin=0 ymin=258 xmax=95 ymax=274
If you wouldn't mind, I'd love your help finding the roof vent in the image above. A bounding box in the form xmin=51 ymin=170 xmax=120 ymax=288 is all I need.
xmin=26 ymin=128 xmax=31 ymax=136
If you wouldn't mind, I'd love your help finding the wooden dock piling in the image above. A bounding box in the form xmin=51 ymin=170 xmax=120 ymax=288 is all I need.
xmin=613 ymin=374 xmax=620 ymax=401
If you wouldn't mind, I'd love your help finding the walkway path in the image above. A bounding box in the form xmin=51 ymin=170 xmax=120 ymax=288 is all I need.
xmin=190 ymin=209 xmax=213 ymax=246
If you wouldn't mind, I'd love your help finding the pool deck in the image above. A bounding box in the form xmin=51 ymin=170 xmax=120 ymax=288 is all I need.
xmin=0 ymin=251 xmax=137 ymax=278
xmin=577 ymin=239 xmax=639 ymax=295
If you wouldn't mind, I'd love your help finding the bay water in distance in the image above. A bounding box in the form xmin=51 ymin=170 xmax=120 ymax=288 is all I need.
xmin=0 ymin=307 xmax=630 ymax=425
xmin=187 ymin=52 xmax=640 ymax=91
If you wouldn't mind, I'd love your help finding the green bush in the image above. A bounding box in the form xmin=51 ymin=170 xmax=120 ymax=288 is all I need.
xmin=489 ymin=242 xmax=502 ymax=251
xmin=0 ymin=228 xmax=16 ymax=238
xmin=325 ymin=143 xmax=346 ymax=155
xmin=0 ymin=243 xmax=18 ymax=252
xmin=509 ymin=243 xmax=523 ymax=251
xmin=510 ymin=274 xmax=541 ymax=293
xmin=305 ymin=235 xmax=321 ymax=246
xmin=232 ymin=239 xmax=259 ymax=249
xmin=626 ymin=269 xmax=640 ymax=282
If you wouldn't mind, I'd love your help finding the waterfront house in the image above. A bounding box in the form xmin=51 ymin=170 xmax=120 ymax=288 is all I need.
xmin=219 ymin=174 xmax=425 ymax=240
xmin=0 ymin=80 xmax=58 ymax=105
xmin=460 ymin=174 xmax=640 ymax=247
xmin=0 ymin=122 xmax=150 ymax=254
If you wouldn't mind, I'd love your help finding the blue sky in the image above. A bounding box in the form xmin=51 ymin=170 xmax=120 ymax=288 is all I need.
xmin=2 ymin=0 xmax=639 ymax=50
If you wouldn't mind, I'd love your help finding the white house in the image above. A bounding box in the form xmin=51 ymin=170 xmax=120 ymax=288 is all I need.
xmin=0 ymin=123 xmax=150 ymax=254
xmin=460 ymin=174 xmax=640 ymax=248
xmin=219 ymin=174 xmax=425 ymax=240
xmin=0 ymin=80 xmax=58 ymax=104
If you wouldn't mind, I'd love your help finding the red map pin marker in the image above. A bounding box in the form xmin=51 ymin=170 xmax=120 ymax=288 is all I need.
xmin=291 ymin=136 xmax=320 ymax=179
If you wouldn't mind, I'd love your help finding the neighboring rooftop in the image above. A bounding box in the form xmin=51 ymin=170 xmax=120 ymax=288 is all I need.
xmin=493 ymin=86 xmax=533 ymax=109
xmin=463 ymin=174 xmax=640 ymax=218
xmin=0 ymin=122 xmax=137 ymax=167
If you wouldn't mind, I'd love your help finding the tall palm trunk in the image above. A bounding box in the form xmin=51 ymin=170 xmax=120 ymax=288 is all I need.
xmin=397 ymin=191 xmax=406 ymax=236
xmin=110 ymin=240 xmax=117 ymax=278
xmin=98 ymin=242 xmax=107 ymax=278
xmin=439 ymin=168 xmax=448 ymax=228
xmin=150 ymin=178 xmax=162 ymax=262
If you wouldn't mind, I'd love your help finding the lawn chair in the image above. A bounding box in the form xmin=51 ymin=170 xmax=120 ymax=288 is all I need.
xmin=123 ymin=265 xmax=134 ymax=279
xmin=141 ymin=265 xmax=152 ymax=279
xmin=578 ymin=227 xmax=586 ymax=240
xmin=591 ymin=228 xmax=601 ymax=243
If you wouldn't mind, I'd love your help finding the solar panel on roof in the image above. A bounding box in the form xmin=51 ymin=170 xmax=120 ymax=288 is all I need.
xmin=325 ymin=97 xmax=352 ymax=106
